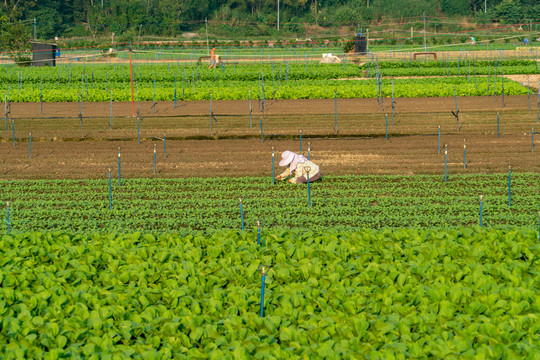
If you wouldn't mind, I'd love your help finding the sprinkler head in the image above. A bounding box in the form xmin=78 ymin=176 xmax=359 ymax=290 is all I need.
xmin=438 ymin=125 xmax=440 ymax=129
xmin=29 ymin=132 xmax=31 ymax=137
xmin=154 ymin=144 xmax=156 ymax=153
xmin=257 ymin=219 xmax=260 ymax=228
xmin=304 ymin=166 xmax=311 ymax=173
xmin=479 ymin=194 xmax=484 ymax=202
xmin=509 ymin=165 xmax=512 ymax=171
xmin=258 ymin=264 xmax=270 ymax=276
xmin=107 ymin=167 xmax=111 ymax=173
xmin=299 ymin=129 xmax=303 ymax=135
xmin=239 ymin=197 xmax=242 ymax=204
xmin=6 ymin=201 xmax=9 ymax=207
xmin=308 ymin=142 xmax=311 ymax=149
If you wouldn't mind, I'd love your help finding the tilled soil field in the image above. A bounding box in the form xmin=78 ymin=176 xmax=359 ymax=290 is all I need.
xmin=0 ymin=96 xmax=538 ymax=179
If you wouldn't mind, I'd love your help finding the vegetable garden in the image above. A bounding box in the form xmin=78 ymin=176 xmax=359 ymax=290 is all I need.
xmin=0 ymin=45 xmax=539 ymax=358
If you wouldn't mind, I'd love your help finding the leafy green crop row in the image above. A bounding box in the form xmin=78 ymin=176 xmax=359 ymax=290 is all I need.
xmin=0 ymin=227 xmax=538 ymax=358
xmin=0 ymin=174 xmax=539 ymax=234
xmin=362 ymin=59 xmax=540 ymax=77
xmin=0 ymin=77 xmax=527 ymax=102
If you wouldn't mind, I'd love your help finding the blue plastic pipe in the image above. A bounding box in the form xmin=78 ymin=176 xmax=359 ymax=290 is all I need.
xmin=108 ymin=170 xmax=112 ymax=210
xmin=260 ymin=274 xmax=266 ymax=317
xmin=239 ymin=198 xmax=244 ymax=230
xmin=479 ymin=195 xmax=484 ymax=226
xmin=444 ymin=145 xmax=448 ymax=183
xmin=438 ymin=126 xmax=440 ymax=154
xmin=118 ymin=147 xmax=121 ymax=186
xmin=28 ymin=133 xmax=31 ymax=159
xmin=508 ymin=167 xmax=512 ymax=206
xmin=6 ymin=201 xmax=10 ymax=233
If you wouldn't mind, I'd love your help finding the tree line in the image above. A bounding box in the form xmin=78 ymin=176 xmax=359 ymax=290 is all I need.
xmin=0 ymin=0 xmax=539 ymax=42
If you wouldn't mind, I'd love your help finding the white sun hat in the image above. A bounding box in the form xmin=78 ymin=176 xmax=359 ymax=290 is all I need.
xmin=279 ymin=151 xmax=295 ymax=167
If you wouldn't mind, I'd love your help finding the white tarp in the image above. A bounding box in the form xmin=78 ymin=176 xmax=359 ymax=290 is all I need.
xmin=320 ymin=53 xmax=341 ymax=64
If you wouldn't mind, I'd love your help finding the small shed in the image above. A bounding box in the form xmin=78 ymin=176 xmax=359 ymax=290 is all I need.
xmin=32 ymin=42 xmax=57 ymax=67
xmin=354 ymin=34 xmax=367 ymax=54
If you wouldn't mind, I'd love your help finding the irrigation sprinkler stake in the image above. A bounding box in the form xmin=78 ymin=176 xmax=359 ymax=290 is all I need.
xmin=334 ymin=89 xmax=338 ymax=134
xmin=258 ymin=264 xmax=270 ymax=317
xmin=29 ymin=133 xmax=31 ymax=159
xmin=117 ymin=146 xmax=121 ymax=186
xmin=305 ymin=166 xmax=312 ymax=207
xmin=508 ymin=165 xmax=512 ymax=206
xmin=108 ymin=168 xmax=112 ymax=210
xmin=239 ymin=197 xmax=244 ymax=230
xmin=249 ymin=87 xmax=253 ymax=128
xmin=385 ymin=114 xmax=388 ymax=141
xmin=308 ymin=142 xmax=311 ymax=161
xmin=532 ymin=128 xmax=535 ymax=153
xmin=437 ymin=125 xmax=440 ymax=154
xmin=463 ymin=139 xmax=466 ymax=169
xmin=260 ymin=116 xmax=264 ymax=143
xmin=444 ymin=144 xmax=448 ymax=183
xmin=479 ymin=195 xmax=484 ymax=227
xmin=153 ymin=143 xmax=157 ymax=174
xmin=257 ymin=220 xmax=261 ymax=245
xmin=299 ymin=129 xmax=303 ymax=154
xmin=271 ymin=146 xmax=275 ymax=185
xmin=163 ymin=133 xmax=166 ymax=159
xmin=5 ymin=201 xmax=10 ymax=233
xmin=497 ymin=112 xmax=500 ymax=138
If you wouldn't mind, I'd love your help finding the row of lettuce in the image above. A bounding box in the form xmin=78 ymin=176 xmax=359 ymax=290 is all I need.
xmin=0 ymin=227 xmax=538 ymax=358
xmin=0 ymin=77 xmax=527 ymax=102
xmin=0 ymin=175 xmax=539 ymax=234
xmin=0 ymin=60 xmax=534 ymax=102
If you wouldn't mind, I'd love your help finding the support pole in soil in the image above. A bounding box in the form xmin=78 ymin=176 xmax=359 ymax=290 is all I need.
xmin=305 ymin=166 xmax=312 ymax=207
xmin=28 ymin=133 xmax=31 ymax=159
xmin=385 ymin=114 xmax=388 ymax=140
xmin=299 ymin=129 xmax=303 ymax=154
xmin=239 ymin=197 xmax=244 ymax=230
xmin=129 ymin=44 xmax=135 ymax=117
xmin=118 ymin=147 xmax=121 ymax=186
xmin=444 ymin=144 xmax=448 ymax=182
xmin=258 ymin=264 xmax=269 ymax=317
xmin=453 ymin=87 xmax=460 ymax=131
xmin=257 ymin=220 xmax=261 ymax=245
xmin=463 ymin=139 xmax=466 ymax=169
xmin=308 ymin=142 xmax=311 ymax=161
xmin=334 ymin=89 xmax=337 ymax=134
xmin=391 ymin=80 xmax=395 ymax=125
xmin=163 ymin=133 xmax=166 ymax=159
xmin=5 ymin=201 xmax=10 ymax=233
xmin=479 ymin=194 xmax=484 ymax=227
xmin=271 ymin=146 xmax=275 ymax=185
xmin=537 ymin=81 xmax=540 ymax=123
xmin=508 ymin=165 xmax=512 ymax=206
xmin=4 ymin=93 xmax=7 ymax=131
xmin=40 ymin=78 xmax=43 ymax=117
xmin=532 ymin=128 xmax=535 ymax=153
xmin=249 ymin=87 xmax=253 ymax=128
xmin=137 ymin=110 xmax=141 ymax=145
xmin=109 ymin=90 xmax=113 ymax=130
xmin=527 ymin=77 xmax=531 ymax=114
xmin=108 ymin=168 xmax=112 ymax=210
xmin=153 ymin=143 xmax=156 ymax=174
xmin=260 ymin=116 xmax=264 ymax=143
xmin=152 ymin=78 xmax=156 ymax=114
xmin=12 ymin=120 xmax=15 ymax=146
xmin=497 ymin=112 xmax=500 ymax=138
xmin=438 ymin=125 xmax=441 ymax=154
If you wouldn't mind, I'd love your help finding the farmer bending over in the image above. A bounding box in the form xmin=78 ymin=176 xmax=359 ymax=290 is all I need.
xmin=276 ymin=150 xmax=321 ymax=184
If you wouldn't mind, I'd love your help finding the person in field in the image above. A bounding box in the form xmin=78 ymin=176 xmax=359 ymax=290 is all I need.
xmin=209 ymin=46 xmax=219 ymax=69
xmin=276 ymin=150 xmax=321 ymax=184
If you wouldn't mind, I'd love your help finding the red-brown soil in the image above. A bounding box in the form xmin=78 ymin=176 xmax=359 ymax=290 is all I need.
xmin=0 ymin=96 xmax=538 ymax=179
